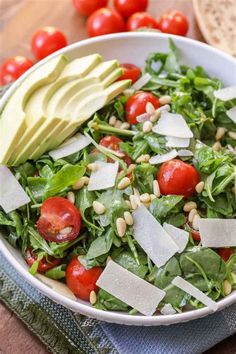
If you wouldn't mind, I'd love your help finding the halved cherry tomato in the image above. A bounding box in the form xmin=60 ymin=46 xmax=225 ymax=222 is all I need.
xmin=157 ymin=159 xmax=200 ymax=198
xmin=66 ymin=256 xmax=103 ymax=301
xmin=158 ymin=10 xmax=189 ymax=36
xmin=31 ymin=26 xmax=67 ymax=60
xmin=72 ymin=0 xmax=108 ymax=16
xmin=218 ymin=248 xmax=234 ymax=262
xmin=99 ymin=135 xmax=132 ymax=166
xmin=125 ymin=91 xmax=160 ymax=124
xmin=86 ymin=8 xmax=125 ymax=37
xmin=118 ymin=63 xmax=141 ymax=84
xmin=0 ymin=56 xmax=34 ymax=85
xmin=114 ymin=0 xmax=148 ymax=18
xmin=37 ymin=197 xmax=81 ymax=243
xmin=25 ymin=248 xmax=61 ymax=272
xmin=126 ymin=12 xmax=158 ymax=31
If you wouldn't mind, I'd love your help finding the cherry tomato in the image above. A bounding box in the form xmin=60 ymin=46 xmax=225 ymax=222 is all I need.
xmin=0 ymin=56 xmax=34 ymax=85
xmin=191 ymin=230 xmax=201 ymax=242
xmin=126 ymin=12 xmax=158 ymax=31
xmin=114 ymin=0 xmax=148 ymax=18
xmin=72 ymin=0 xmax=108 ymax=16
xmin=31 ymin=26 xmax=67 ymax=60
xmin=25 ymin=248 xmax=61 ymax=272
xmin=118 ymin=63 xmax=141 ymax=84
xmin=86 ymin=8 xmax=125 ymax=37
xmin=157 ymin=159 xmax=200 ymax=198
xmin=37 ymin=197 xmax=81 ymax=243
xmin=99 ymin=135 xmax=132 ymax=166
xmin=218 ymin=248 xmax=234 ymax=262
xmin=66 ymin=256 xmax=103 ymax=301
xmin=158 ymin=10 xmax=189 ymax=36
xmin=125 ymin=91 xmax=160 ymax=124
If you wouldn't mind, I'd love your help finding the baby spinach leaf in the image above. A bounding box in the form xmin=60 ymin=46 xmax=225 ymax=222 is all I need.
xmin=112 ymin=250 xmax=148 ymax=279
xmin=153 ymin=257 xmax=182 ymax=289
xmin=86 ymin=228 xmax=113 ymax=259
xmin=149 ymin=195 xmax=183 ymax=222
xmin=95 ymin=289 xmax=129 ymax=311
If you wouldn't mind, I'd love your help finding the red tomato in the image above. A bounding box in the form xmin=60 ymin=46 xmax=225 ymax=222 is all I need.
xmin=66 ymin=257 xmax=103 ymax=301
xmin=158 ymin=10 xmax=189 ymax=36
xmin=31 ymin=26 xmax=67 ymax=60
xmin=37 ymin=197 xmax=81 ymax=243
xmin=118 ymin=63 xmax=141 ymax=84
xmin=157 ymin=159 xmax=200 ymax=198
xmin=114 ymin=0 xmax=148 ymax=18
xmin=25 ymin=248 xmax=61 ymax=272
xmin=125 ymin=91 xmax=160 ymax=124
xmin=191 ymin=230 xmax=201 ymax=242
xmin=72 ymin=0 xmax=108 ymax=16
xmin=86 ymin=8 xmax=125 ymax=37
xmin=99 ymin=135 xmax=132 ymax=166
xmin=218 ymin=248 xmax=234 ymax=262
xmin=126 ymin=12 xmax=158 ymax=31
xmin=0 ymin=56 xmax=34 ymax=85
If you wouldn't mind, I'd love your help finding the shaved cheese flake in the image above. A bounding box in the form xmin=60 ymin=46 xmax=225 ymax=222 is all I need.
xmin=96 ymin=260 xmax=165 ymax=316
xmin=132 ymin=206 xmax=179 ymax=267
xmin=152 ymin=111 xmax=193 ymax=138
xmin=49 ymin=133 xmax=91 ymax=160
xmin=149 ymin=150 xmax=178 ymax=165
xmin=0 ymin=166 xmax=30 ymax=213
xmin=226 ymin=106 xmax=236 ymax=123
xmin=199 ymin=218 xmax=236 ymax=247
xmin=166 ymin=136 xmax=190 ymax=148
xmin=160 ymin=303 xmax=176 ymax=315
xmin=178 ymin=149 xmax=194 ymax=157
xmin=136 ymin=112 xmax=151 ymax=123
xmin=172 ymin=276 xmax=218 ymax=312
xmin=163 ymin=223 xmax=189 ymax=253
xmin=87 ymin=161 xmax=119 ymax=191
xmin=214 ymin=86 xmax=236 ymax=101
xmin=131 ymin=73 xmax=151 ymax=91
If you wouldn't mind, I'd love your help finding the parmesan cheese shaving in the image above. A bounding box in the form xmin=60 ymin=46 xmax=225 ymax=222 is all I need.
xmin=166 ymin=136 xmax=190 ymax=148
xmin=163 ymin=223 xmax=189 ymax=253
xmin=178 ymin=149 xmax=194 ymax=157
xmin=226 ymin=106 xmax=236 ymax=124
xmin=87 ymin=161 xmax=119 ymax=191
xmin=49 ymin=133 xmax=91 ymax=160
xmin=214 ymin=86 xmax=236 ymax=101
xmin=152 ymin=111 xmax=193 ymax=138
xmin=131 ymin=73 xmax=151 ymax=91
xmin=199 ymin=218 xmax=236 ymax=247
xmin=149 ymin=150 xmax=178 ymax=165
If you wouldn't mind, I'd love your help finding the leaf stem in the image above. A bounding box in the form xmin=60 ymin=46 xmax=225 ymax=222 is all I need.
xmin=89 ymin=122 xmax=136 ymax=137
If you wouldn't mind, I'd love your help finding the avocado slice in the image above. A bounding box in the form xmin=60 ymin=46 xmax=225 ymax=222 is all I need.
xmin=0 ymin=55 xmax=68 ymax=164
xmin=8 ymin=54 xmax=102 ymax=164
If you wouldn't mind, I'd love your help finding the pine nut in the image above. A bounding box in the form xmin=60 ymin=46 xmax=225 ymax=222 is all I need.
xmin=73 ymin=176 xmax=89 ymax=190
xmin=150 ymin=194 xmax=157 ymax=201
xmin=153 ymin=180 xmax=161 ymax=197
xmin=215 ymin=127 xmax=226 ymax=140
xmin=136 ymin=154 xmax=150 ymax=163
xmin=223 ymin=280 xmax=232 ymax=296
xmin=143 ymin=121 xmax=153 ymax=133
xmin=212 ymin=141 xmax=221 ymax=152
xmin=195 ymin=181 xmax=205 ymax=194
xmin=127 ymin=164 xmax=136 ymax=174
xmin=183 ymin=201 xmax=197 ymax=212
xmin=120 ymin=122 xmax=130 ymax=130
xmin=124 ymin=211 xmax=134 ymax=226
xmin=140 ymin=193 xmax=151 ymax=203
xmin=109 ymin=115 xmax=117 ymax=126
xmin=159 ymin=95 xmax=171 ymax=105
xmin=125 ymin=200 xmax=132 ymax=209
xmin=116 ymin=217 xmax=127 ymax=237
xmin=59 ymin=227 xmax=73 ymax=235
xmin=117 ymin=177 xmax=131 ymax=190
xmin=192 ymin=214 xmax=201 ymax=230
xmin=106 ymin=256 xmax=112 ymax=265
xmin=228 ymin=131 xmax=236 ymax=140
xmin=130 ymin=195 xmax=138 ymax=210
xmin=146 ymin=102 xmax=155 ymax=114
xmin=115 ymin=119 xmax=122 ymax=128
xmin=67 ymin=191 xmax=75 ymax=204
xmin=87 ymin=162 xmax=99 ymax=172
xmin=188 ymin=208 xmax=198 ymax=223
xmin=89 ymin=290 xmax=97 ymax=305
xmin=93 ymin=201 xmax=106 ymax=215
xmin=150 ymin=111 xmax=161 ymax=123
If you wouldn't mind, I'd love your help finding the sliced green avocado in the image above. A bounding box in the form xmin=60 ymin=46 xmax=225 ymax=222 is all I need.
xmin=0 ymin=55 xmax=68 ymax=164
xmin=8 ymin=54 xmax=102 ymax=164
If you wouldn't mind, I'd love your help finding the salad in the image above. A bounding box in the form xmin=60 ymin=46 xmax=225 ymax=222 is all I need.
xmin=0 ymin=40 xmax=235 ymax=316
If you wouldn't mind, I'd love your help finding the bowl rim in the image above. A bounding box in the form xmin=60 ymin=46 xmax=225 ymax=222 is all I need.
xmin=1 ymin=32 xmax=236 ymax=326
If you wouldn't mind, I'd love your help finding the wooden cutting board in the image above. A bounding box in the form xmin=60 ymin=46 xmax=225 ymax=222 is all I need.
xmin=193 ymin=0 xmax=236 ymax=57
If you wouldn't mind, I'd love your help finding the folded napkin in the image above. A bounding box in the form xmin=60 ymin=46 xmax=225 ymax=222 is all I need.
xmin=0 ymin=252 xmax=235 ymax=354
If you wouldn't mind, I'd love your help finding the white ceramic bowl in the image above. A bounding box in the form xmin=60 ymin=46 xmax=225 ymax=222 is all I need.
xmin=1 ymin=32 xmax=236 ymax=326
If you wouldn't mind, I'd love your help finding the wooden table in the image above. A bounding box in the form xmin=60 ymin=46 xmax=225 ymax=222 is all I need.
xmin=0 ymin=1 xmax=235 ymax=353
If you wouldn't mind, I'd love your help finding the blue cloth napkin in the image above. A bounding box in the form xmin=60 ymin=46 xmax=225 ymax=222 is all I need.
xmin=0 ymin=252 xmax=235 ymax=354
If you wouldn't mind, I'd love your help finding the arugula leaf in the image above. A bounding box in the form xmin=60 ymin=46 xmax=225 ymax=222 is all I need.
xmin=112 ymin=250 xmax=148 ymax=278
xmin=27 ymin=177 xmax=48 ymax=202
xmin=45 ymin=264 xmax=66 ymax=280
xmin=95 ymin=289 xmax=130 ymax=311
xmin=75 ymin=187 xmax=98 ymax=229
xmin=152 ymin=257 xmax=182 ymax=289
xmin=86 ymin=228 xmax=113 ymax=259
xmin=149 ymin=195 xmax=183 ymax=223
xmin=133 ymin=163 xmax=157 ymax=194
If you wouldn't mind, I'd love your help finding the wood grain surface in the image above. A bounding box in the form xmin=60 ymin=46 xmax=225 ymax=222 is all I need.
xmin=0 ymin=1 xmax=235 ymax=353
